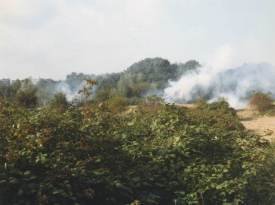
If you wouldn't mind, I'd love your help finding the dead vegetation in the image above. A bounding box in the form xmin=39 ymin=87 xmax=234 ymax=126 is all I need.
xmin=249 ymin=92 xmax=275 ymax=113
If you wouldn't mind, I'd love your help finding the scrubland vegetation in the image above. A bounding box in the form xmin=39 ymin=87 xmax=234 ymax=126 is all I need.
xmin=0 ymin=93 xmax=274 ymax=204
xmin=0 ymin=59 xmax=275 ymax=204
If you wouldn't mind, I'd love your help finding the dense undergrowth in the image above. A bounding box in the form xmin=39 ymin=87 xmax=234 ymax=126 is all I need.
xmin=0 ymin=99 xmax=274 ymax=205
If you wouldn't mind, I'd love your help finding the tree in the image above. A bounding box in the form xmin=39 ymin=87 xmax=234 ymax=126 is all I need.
xmin=15 ymin=79 xmax=38 ymax=108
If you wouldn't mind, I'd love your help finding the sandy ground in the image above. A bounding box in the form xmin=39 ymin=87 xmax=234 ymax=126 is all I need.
xmin=237 ymin=108 xmax=275 ymax=141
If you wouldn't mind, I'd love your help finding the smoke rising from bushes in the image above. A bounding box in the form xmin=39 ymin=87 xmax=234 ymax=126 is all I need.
xmin=164 ymin=63 xmax=275 ymax=108
xmin=55 ymin=82 xmax=83 ymax=101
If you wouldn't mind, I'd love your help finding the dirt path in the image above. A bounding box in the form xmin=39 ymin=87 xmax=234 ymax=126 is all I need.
xmin=238 ymin=108 xmax=275 ymax=141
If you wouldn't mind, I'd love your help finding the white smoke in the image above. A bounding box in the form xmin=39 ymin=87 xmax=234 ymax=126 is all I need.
xmin=164 ymin=63 xmax=275 ymax=108
xmin=55 ymin=82 xmax=76 ymax=101
xmin=55 ymin=81 xmax=84 ymax=101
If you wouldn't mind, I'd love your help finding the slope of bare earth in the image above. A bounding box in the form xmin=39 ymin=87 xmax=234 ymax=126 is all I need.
xmin=237 ymin=107 xmax=275 ymax=141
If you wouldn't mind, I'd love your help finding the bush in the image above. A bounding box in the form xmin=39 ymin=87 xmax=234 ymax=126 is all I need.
xmin=15 ymin=89 xmax=38 ymax=108
xmin=106 ymin=95 xmax=128 ymax=112
xmin=0 ymin=101 xmax=268 ymax=204
xmin=249 ymin=92 xmax=274 ymax=113
xmin=189 ymin=99 xmax=244 ymax=131
xmin=50 ymin=92 xmax=69 ymax=111
xmin=245 ymin=142 xmax=275 ymax=204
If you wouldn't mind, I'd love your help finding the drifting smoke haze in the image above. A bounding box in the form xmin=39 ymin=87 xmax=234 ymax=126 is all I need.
xmin=36 ymin=59 xmax=275 ymax=109
xmin=3 ymin=55 xmax=275 ymax=108
xmin=55 ymin=82 xmax=83 ymax=101
xmin=164 ymin=63 xmax=275 ymax=108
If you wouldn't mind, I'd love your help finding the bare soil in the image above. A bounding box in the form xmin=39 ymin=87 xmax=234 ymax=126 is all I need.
xmin=237 ymin=107 xmax=275 ymax=141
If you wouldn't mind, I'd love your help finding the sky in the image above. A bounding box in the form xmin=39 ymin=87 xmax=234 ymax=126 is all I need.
xmin=0 ymin=0 xmax=274 ymax=79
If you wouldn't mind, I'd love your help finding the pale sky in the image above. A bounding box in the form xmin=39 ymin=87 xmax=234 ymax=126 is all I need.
xmin=0 ymin=0 xmax=274 ymax=79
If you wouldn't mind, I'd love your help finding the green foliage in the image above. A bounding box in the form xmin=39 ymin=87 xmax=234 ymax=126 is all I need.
xmin=15 ymin=80 xmax=38 ymax=108
xmin=116 ymin=58 xmax=199 ymax=98
xmin=106 ymin=95 xmax=129 ymax=112
xmin=244 ymin=142 xmax=275 ymax=204
xmin=0 ymin=58 xmax=199 ymax=104
xmin=50 ymin=92 xmax=69 ymax=111
xmin=190 ymin=99 xmax=244 ymax=131
xmin=94 ymin=86 xmax=116 ymax=102
xmin=15 ymin=89 xmax=37 ymax=108
xmin=0 ymin=80 xmax=21 ymax=101
xmin=36 ymin=79 xmax=60 ymax=105
xmin=0 ymin=100 xmax=268 ymax=204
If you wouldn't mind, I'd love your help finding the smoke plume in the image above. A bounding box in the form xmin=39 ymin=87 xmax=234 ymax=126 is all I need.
xmin=55 ymin=82 xmax=83 ymax=101
xmin=164 ymin=63 xmax=275 ymax=108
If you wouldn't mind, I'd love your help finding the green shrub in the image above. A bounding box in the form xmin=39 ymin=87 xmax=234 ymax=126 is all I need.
xmin=0 ymin=101 xmax=269 ymax=204
xmin=244 ymin=142 xmax=275 ymax=204
xmin=15 ymin=88 xmax=38 ymax=108
xmin=50 ymin=92 xmax=69 ymax=111
xmin=106 ymin=95 xmax=128 ymax=112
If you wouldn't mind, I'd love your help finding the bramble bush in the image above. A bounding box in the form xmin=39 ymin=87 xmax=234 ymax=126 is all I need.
xmin=0 ymin=99 xmax=272 ymax=204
